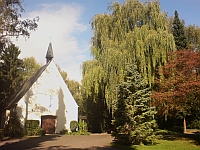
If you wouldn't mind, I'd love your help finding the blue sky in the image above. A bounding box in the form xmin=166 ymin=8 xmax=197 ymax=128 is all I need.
xmin=14 ymin=0 xmax=200 ymax=82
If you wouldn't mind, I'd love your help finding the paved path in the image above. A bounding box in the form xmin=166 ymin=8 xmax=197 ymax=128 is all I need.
xmin=0 ymin=134 xmax=119 ymax=150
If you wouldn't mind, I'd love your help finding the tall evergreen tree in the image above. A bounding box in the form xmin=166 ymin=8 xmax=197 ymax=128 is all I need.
xmin=0 ymin=44 xmax=24 ymax=109
xmin=172 ymin=10 xmax=188 ymax=50
xmin=112 ymin=64 xmax=157 ymax=145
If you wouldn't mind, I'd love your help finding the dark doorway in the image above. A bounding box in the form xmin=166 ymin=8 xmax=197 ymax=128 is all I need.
xmin=41 ymin=115 xmax=57 ymax=134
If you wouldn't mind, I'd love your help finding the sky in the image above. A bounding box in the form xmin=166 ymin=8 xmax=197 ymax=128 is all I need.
xmin=13 ymin=0 xmax=200 ymax=83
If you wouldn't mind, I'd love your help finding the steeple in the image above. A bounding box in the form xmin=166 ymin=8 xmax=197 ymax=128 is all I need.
xmin=46 ymin=43 xmax=54 ymax=64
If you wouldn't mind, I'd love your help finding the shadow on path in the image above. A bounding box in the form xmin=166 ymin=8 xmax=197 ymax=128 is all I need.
xmin=0 ymin=135 xmax=60 ymax=150
xmin=0 ymin=134 xmax=119 ymax=150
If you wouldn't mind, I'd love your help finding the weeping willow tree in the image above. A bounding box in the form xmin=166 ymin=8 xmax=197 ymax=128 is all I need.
xmin=82 ymin=0 xmax=175 ymax=132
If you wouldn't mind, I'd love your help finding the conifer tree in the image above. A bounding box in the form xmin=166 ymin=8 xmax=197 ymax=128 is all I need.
xmin=0 ymin=44 xmax=24 ymax=109
xmin=172 ymin=10 xmax=188 ymax=50
xmin=112 ymin=64 xmax=157 ymax=145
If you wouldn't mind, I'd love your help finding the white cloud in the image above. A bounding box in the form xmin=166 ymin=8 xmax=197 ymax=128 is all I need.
xmin=12 ymin=2 xmax=89 ymax=83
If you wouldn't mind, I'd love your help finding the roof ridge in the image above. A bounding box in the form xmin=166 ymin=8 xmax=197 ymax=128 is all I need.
xmin=6 ymin=61 xmax=52 ymax=109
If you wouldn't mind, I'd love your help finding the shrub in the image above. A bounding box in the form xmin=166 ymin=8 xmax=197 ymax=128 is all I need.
xmin=78 ymin=120 xmax=87 ymax=132
xmin=25 ymin=120 xmax=40 ymax=136
xmin=60 ymin=129 xmax=68 ymax=135
xmin=3 ymin=111 xmax=24 ymax=138
xmin=39 ymin=128 xmax=46 ymax=136
xmin=155 ymin=129 xmax=175 ymax=135
xmin=142 ymin=135 xmax=156 ymax=145
xmin=70 ymin=120 xmax=78 ymax=132
xmin=188 ymin=120 xmax=200 ymax=129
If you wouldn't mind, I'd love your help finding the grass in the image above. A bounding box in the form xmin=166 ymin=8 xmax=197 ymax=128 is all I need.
xmin=111 ymin=133 xmax=200 ymax=150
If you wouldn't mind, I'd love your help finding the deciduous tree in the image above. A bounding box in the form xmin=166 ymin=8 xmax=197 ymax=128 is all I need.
xmin=0 ymin=0 xmax=38 ymax=44
xmin=152 ymin=50 xmax=200 ymax=133
xmin=23 ymin=57 xmax=41 ymax=80
xmin=82 ymin=0 xmax=175 ymax=132
xmin=185 ymin=25 xmax=200 ymax=51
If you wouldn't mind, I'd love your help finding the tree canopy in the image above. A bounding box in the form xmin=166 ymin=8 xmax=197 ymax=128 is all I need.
xmin=0 ymin=0 xmax=38 ymax=42
xmin=82 ymin=0 xmax=175 ymax=132
xmin=152 ymin=50 xmax=200 ymax=132
xmin=23 ymin=57 xmax=41 ymax=80
xmin=185 ymin=25 xmax=200 ymax=51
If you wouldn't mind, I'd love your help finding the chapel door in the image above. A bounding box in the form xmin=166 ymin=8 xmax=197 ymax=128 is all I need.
xmin=41 ymin=115 xmax=57 ymax=134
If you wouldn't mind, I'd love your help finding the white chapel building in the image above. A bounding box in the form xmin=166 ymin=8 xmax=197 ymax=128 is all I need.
xmin=6 ymin=43 xmax=78 ymax=133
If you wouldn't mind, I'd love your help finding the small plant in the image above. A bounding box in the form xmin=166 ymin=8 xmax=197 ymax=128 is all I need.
xmin=70 ymin=120 xmax=78 ymax=132
xmin=39 ymin=128 xmax=46 ymax=136
xmin=60 ymin=129 xmax=68 ymax=135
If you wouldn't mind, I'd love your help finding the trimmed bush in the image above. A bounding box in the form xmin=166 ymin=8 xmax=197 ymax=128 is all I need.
xmin=70 ymin=120 xmax=78 ymax=132
xmin=25 ymin=120 xmax=40 ymax=136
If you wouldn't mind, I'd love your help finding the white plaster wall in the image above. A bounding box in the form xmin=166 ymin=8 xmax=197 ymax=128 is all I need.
xmin=17 ymin=61 xmax=78 ymax=132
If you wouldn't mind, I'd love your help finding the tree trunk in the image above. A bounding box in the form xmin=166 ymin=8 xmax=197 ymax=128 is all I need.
xmin=183 ymin=117 xmax=187 ymax=133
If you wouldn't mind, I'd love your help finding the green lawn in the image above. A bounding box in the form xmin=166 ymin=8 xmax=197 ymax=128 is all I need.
xmin=111 ymin=134 xmax=200 ymax=150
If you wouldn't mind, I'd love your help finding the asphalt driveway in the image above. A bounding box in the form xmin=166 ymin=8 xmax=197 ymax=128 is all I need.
xmin=0 ymin=134 xmax=119 ymax=150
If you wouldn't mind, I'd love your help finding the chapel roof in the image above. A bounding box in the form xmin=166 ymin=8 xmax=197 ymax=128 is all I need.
xmin=6 ymin=43 xmax=53 ymax=109
xmin=6 ymin=64 xmax=49 ymax=109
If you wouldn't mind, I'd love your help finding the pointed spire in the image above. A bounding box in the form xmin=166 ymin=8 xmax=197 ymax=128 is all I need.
xmin=46 ymin=43 xmax=54 ymax=64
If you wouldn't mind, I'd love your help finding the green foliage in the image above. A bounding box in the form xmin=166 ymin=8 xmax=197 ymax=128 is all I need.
xmin=25 ymin=120 xmax=40 ymax=136
xmin=188 ymin=120 xmax=200 ymax=129
xmin=155 ymin=129 xmax=175 ymax=135
xmin=172 ymin=10 xmax=188 ymax=50
xmin=82 ymin=0 xmax=175 ymax=132
xmin=77 ymin=119 xmax=89 ymax=135
xmin=23 ymin=57 xmax=41 ymax=80
xmin=0 ymin=44 xmax=24 ymax=109
xmin=69 ymin=120 xmax=90 ymax=135
xmin=39 ymin=128 xmax=46 ymax=136
xmin=59 ymin=129 xmax=68 ymax=135
xmin=0 ymin=0 xmax=38 ymax=43
xmin=3 ymin=110 xmax=24 ymax=138
xmin=185 ymin=25 xmax=200 ymax=51
xmin=112 ymin=64 xmax=157 ymax=145
xmin=70 ymin=120 xmax=78 ymax=132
